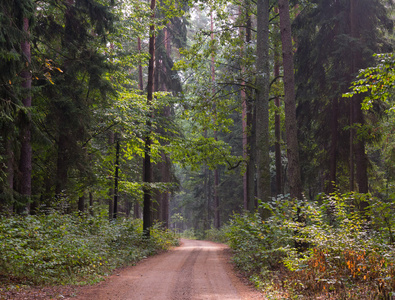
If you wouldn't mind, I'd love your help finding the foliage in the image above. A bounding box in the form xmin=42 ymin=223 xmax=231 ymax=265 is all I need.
xmin=294 ymin=0 xmax=393 ymax=195
xmin=204 ymin=226 xmax=229 ymax=243
xmin=343 ymin=53 xmax=395 ymax=111
xmin=226 ymin=193 xmax=395 ymax=298
xmin=226 ymin=197 xmax=295 ymax=276
xmin=0 ymin=212 xmax=178 ymax=285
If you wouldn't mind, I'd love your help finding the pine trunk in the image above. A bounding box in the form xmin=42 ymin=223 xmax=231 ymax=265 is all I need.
xmin=78 ymin=194 xmax=85 ymax=212
xmin=245 ymin=4 xmax=256 ymax=211
xmin=89 ymin=192 xmax=93 ymax=216
xmin=143 ymin=0 xmax=156 ymax=237
xmin=255 ymin=0 xmax=271 ymax=216
xmin=274 ymin=38 xmax=283 ymax=196
xmin=278 ymin=0 xmax=303 ymax=200
xmin=328 ymin=97 xmax=338 ymax=193
xmin=211 ymin=13 xmax=221 ymax=228
xmin=18 ymin=17 xmax=32 ymax=213
xmin=108 ymin=131 xmax=114 ymax=220
xmin=113 ymin=138 xmax=120 ymax=219
xmin=239 ymin=5 xmax=248 ymax=210
xmin=55 ymin=133 xmax=69 ymax=197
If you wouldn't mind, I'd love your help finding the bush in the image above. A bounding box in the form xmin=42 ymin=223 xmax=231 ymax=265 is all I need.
xmin=226 ymin=196 xmax=296 ymax=276
xmin=0 ymin=212 xmax=178 ymax=285
xmin=205 ymin=227 xmax=229 ymax=243
xmin=226 ymin=193 xmax=395 ymax=299
xmin=283 ymin=192 xmax=395 ymax=298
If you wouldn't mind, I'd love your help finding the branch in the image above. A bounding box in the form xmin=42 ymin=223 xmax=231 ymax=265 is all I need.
xmin=82 ymin=122 xmax=119 ymax=148
xmin=226 ymin=159 xmax=243 ymax=171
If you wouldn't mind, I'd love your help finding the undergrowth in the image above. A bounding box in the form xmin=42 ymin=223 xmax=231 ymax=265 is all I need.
xmin=0 ymin=212 xmax=178 ymax=285
xmin=226 ymin=192 xmax=395 ymax=299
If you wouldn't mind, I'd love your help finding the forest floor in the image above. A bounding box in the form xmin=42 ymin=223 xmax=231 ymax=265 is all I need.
xmin=0 ymin=239 xmax=265 ymax=300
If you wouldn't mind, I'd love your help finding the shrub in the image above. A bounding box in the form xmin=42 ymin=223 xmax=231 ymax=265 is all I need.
xmin=205 ymin=227 xmax=229 ymax=243
xmin=0 ymin=212 xmax=178 ymax=285
xmin=226 ymin=196 xmax=296 ymax=276
xmin=283 ymin=192 xmax=395 ymax=298
xmin=226 ymin=193 xmax=395 ymax=299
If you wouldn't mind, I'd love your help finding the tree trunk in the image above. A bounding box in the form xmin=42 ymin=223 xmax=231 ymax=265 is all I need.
xmin=138 ymin=36 xmax=144 ymax=92
xmin=78 ymin=194 xmax=85 ymax=212
xmin=210 ymin=12 xmax=221 ymax=228
xmin=113 ymin=138 xmax=120 ymax=219
xmin=143 ymin=0 xmax=156 ymax=237
xmin=160 ymin=152 xmax=170 ymax=228
xmin=108 ymin=131 xmax=114 ymax=220
xmin=255 ymin=0 xmax=271 ymax=217
xmin=328 ymin=97 xmax=338 ymax=193
xmin=1 ymin=138 xmax=14 ymax=213
xmin=245 ymin=2 xmax=256 ymax=211
xmin=18 ymin=17 xmax=32 ymax=214
xmin=274 ymin=34 xmax=283 ymax=196
xmin=55 ymin=133 xmax=69 ymax=197
xmin=239 ymin=5 xmax=248 ymax=210
xmin=135 ymin=34 xmax=144 ymax=219
xmin=278 ymin=0 xmax=303 ymax=200
xmin=89 ymin=191 xmax=94 ymax=216
xmin=349 ymin=0 xmax=356 ymax=192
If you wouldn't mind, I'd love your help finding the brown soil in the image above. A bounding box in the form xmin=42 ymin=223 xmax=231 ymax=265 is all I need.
xmin=74 ymin=239 xmax=265 ymax=300
xmin=0 ymin=239 xmax=265 ymax=299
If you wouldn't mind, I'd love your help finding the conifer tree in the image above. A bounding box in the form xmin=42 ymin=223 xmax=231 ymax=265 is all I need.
xmin=0 ymin=0 xmax=34 ymax=212
xmin=255 ymin=0 xmax=271 ymax=213
xmin=143 ymin=0 xmax=156 ymax=236
xmin=294 ymin=0 xmax=392 ymax=197
xmin=278 ymin=0 xmax=302 ymax=200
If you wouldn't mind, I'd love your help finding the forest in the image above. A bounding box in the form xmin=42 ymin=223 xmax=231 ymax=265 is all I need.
xmin=1 ymin=0 xmax=395 ymax=298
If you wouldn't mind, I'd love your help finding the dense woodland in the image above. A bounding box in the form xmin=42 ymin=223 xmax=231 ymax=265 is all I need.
xmin=2 ymin=0 xmax=395 ymax=298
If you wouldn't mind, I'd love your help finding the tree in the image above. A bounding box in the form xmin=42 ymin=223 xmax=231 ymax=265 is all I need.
xmin=0 ymin=0 xmax=35 ymax=213
xmin=294 ymin=0 xmax=392 ymax=199
xmin=143 ymin=0 xmax=156 ymax=237
xmin=278 ymin=0 xmax=302 ymax=200
xmin=255 ymin=0 xmax=271 ymax=215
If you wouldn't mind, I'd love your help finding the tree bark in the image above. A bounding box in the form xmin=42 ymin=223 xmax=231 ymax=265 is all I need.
xmin=138 ymin=36 xmax=144 ymax=92
xmin=55 ymin=133 xmax=69 ymax=197
xmin=245 ymin=2 xmax=256 ymax=211
xmin=108 ymin=131 xmax=114 ymax=220
xmin=89 ymin=191 xmax=94 ymax=216
xmin=143 ymin=0 xmax=156 ymax=237
xmin=328 ymin=97 xmax=338 ymax=193
xmin=239 ymin=5 xmax=248 ymax=210
xmin=134 ymin=34 xmax=144 ymax=219
xmin=113 ymin=138 xmax=120 ymax=219
xmin=278 ymin=0 xmax=303 ymax=200
xmin=255 ymin=0 xmax=271 ymax=216
xmin=210 ymin=12 xmax=221 ymax=228
xmin=160 ymin=153 xmax=170 ymax=228
xmin=274 ymin=35 xmax=283 ymax=196
xmin=349 ymin=0 xmax=356 ymax=192
xmin=78 ymin=194 xmax=85 ymax=212
xmin=18 ymin=17 xmax=32 ymax=214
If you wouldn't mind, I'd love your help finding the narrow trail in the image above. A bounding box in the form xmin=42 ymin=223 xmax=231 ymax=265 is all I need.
xmin=75 ymin=239 xmax=264 ymax=300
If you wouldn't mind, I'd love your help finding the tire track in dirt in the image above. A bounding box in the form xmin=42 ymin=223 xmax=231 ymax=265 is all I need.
xmin=74 ymin=239 xmax=265 ymax=300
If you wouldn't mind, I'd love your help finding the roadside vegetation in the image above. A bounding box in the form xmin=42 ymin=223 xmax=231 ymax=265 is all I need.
xmin=205 ymin=192 xmax=395 ymax=299
xmin=0 ymin=212 xmax=178 ymax=287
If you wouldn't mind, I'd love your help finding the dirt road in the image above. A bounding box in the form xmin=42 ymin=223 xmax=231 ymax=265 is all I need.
xmin=75 ymin=239 xmax=264 ymax=300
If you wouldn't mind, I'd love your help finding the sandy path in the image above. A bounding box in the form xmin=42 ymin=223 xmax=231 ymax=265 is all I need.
xmin=74 ymin=239 xmax=264 ymax=300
